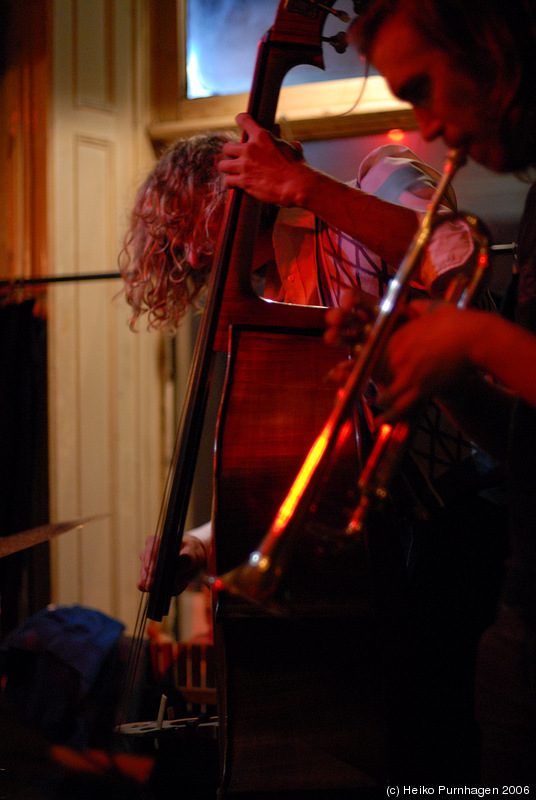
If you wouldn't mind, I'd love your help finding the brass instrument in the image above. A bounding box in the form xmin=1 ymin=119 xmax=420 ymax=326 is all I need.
xmin=211 ymin=148 xmax=490 ymax=611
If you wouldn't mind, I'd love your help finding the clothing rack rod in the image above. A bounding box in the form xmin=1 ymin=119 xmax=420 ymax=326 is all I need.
xmin=0 ymin=272 xmax=122 ymax=288
xmin=0 ymin=246 xmax=516 ymax=289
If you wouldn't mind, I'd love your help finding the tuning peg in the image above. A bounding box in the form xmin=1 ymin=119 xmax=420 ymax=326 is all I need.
xmin=323 ymin=32 xmax=348 ymax=53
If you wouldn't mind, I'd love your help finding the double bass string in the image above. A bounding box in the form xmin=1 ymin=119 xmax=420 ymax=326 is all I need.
xmin=118 ymin=372 xmax=200 ymax=726
xmin=117 ymin=593 xmax=149 ymax=728
xmin=117 ymin=507 xmax=167 ymax=727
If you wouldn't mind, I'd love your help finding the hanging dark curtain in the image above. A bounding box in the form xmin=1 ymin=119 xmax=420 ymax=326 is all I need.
xmin=0 ymin=299 xmax=50 ymax=637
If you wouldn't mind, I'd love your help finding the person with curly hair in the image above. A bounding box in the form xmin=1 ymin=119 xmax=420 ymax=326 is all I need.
xmin=121 ymin=126 xmax=476 ymax=331
xmin=120 ymin=133 xmax=232 ymax=331
xmin=127 ymin=126 xmax=478 ymax=593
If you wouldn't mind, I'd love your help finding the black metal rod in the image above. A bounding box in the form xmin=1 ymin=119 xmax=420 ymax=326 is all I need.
xmin=0 ymin=272 xmax=122 ymax=288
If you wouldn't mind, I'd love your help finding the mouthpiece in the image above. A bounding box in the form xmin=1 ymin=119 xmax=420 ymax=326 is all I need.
xmin=446 ymin=148 xmax=468 ymax=174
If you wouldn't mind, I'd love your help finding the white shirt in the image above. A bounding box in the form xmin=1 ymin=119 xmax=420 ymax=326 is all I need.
xmin=271 ymin=144 xmax=475 ymax=307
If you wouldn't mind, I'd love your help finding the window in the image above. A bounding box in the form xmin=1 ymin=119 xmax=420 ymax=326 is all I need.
xmin=186 ymin=0 xmax=369 ymax=99
xmin=148 ymin=0 xmax=415 ymax=150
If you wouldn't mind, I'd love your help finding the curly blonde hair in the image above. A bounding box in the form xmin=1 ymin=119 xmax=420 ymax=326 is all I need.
xmin=119 ymin=133 xmax=235 ymax=330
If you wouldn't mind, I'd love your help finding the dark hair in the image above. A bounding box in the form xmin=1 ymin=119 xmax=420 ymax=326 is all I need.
xmin=352 ymin=0 xmax=536 ymax=164
xmin=355 ymin=0 xmax=535 ymax=74
xmin=119 ymin=132 xmax=236 ymax=330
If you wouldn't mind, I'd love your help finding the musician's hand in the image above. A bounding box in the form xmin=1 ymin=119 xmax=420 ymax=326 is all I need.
xmin=137 ymin=534 xmax=208 ymax=595
xmin=377 ymin=301 xmax=475 ymax=422
xmin=218 ymin=113 xmax=307 ymax=207
xmin=324 ymin=288 xmax=379 ymax=348
xmin=323 ymin=289 xmax=378 ymax=383
xmin=323 ymin=291 xmax=472 ymax=417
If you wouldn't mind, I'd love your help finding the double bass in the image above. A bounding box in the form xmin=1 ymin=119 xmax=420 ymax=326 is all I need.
xmin=147 ymin=1 xmax=398 ymax=794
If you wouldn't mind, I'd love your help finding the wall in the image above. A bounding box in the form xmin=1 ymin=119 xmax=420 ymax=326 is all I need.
xmin=47 ymin=0 xmax=165 ymax=633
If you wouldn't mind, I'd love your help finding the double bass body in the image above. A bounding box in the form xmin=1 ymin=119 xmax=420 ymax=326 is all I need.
xmin=213 ymin=324 xmax=403 ymax=794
